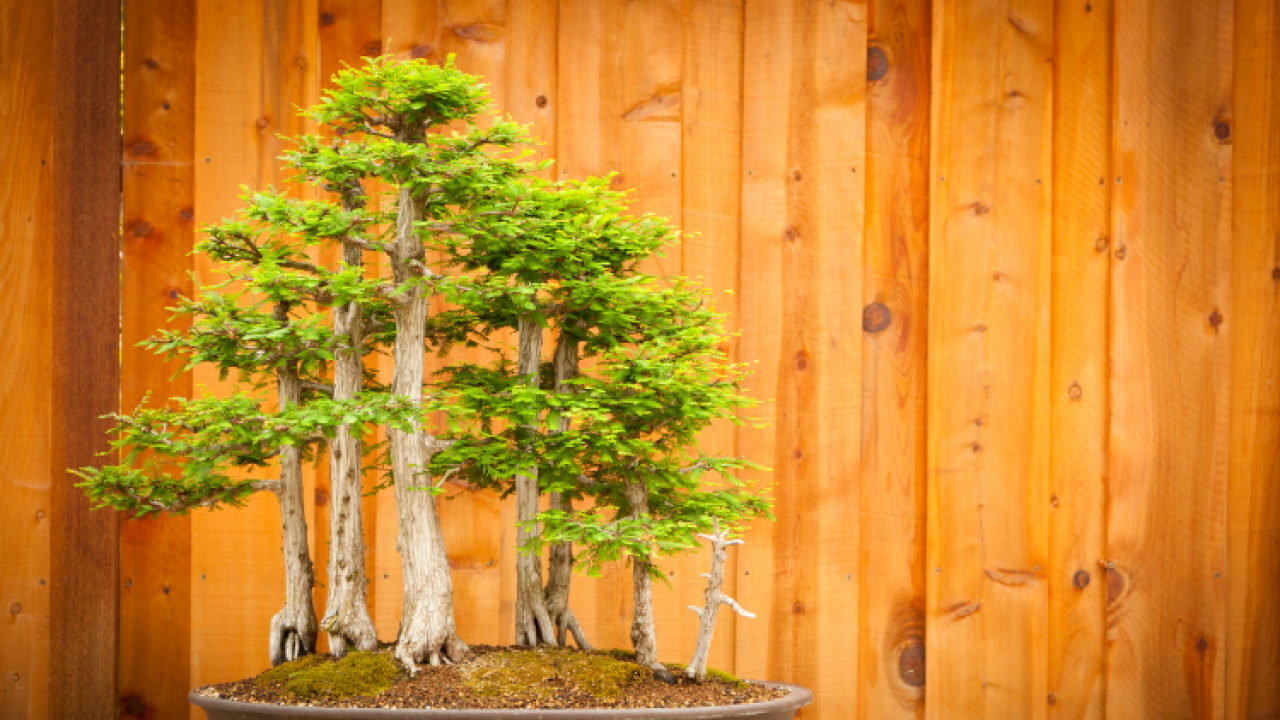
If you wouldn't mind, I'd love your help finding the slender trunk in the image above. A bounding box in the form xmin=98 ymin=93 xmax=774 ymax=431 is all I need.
xmin=684 ymin=523 xmax=753 ymax=682
xmin=544 ymin=332 xmax=590 ymax=649
xmin=388 ymin=160 xmax=467 ymax=669
xmin=322 ymin=203 xmax=378 ymax=658
xmin=268 ymin=351 xmax=319 ymax=666
xmin=514 ymin=317 xmax=557 ymax=646
xmin=625 ymin=481 xmax=663 ymax=672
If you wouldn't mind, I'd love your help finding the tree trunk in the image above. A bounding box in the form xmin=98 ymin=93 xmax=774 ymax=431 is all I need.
xmin=514 ymin=317 xmax=557 ymax=646
xmin=684 ymin=522 xmax=753 ymax=682
xmin=544 ymin=332 xmax=590 ymax=649
xmin=624 ymin=481 xmax=664 ymax=673
xmin=388 ymin=166 xmax=467 ymax=669
xmin=268 ymin=354 xmax=320 ymax=666
xmin=321 ymin=220 xmax=378 ymax=659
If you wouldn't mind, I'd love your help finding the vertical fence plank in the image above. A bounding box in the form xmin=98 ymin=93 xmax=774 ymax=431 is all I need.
xmin=192 ymin=0 xmax=320 ymax=696
xmin=737 ymin=1 xmax=866 ymax=717
xmin=1227 ymin=1 xmax=1280 ymax=717
xmin=47 ymin=0 xmax=122 ymax=716
xmin=925 ymin=0 xmax=1054 ymax=718
xmin=860 ymin=0 xmax=930 ymax=715
xmin=1106 ymin=0 xmax=1233 ymax=718
xmin=0 ymin=1 xmax=55 ymax=717
xmin=1046 ymin=1 xmax=1111 ymax=718
xmin=120 ymin=0 xmax=197 ymax=715
xmin=680 ymin=0 xmax=744 ymax=675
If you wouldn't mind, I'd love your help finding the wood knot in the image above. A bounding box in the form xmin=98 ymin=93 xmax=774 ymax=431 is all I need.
xmin=867 ymin=46 xmax=888 ymax=82
xmin=1073 ymin=570 xmax=1091 ymax=589
xmin=131 ymin=221 xmax=153 ymax=238
xmin=783 ymin=226 xmax=799 ymax=242
xmin=9 ymin=603 xmax=20 ymax=615
xmin=792 ymin=169 xmax=803 ymax=182
xmin=1050 ymin=494 xmax=1059 ymax=507
xmin=319 ymin=11 xmax=335 ymax=25
xmin=167 ymin=287 xmax=180 ymax=300
xmin=130 ymin=140 xmax=156 ymax=157
xmin=314 ymin=488 xmax=329 ymax=506
xmin=1209 ymin=310 xmax=1223 ymax=330
xmin=1095 ymin=236 xmax=1109 ymax=252
xmin=163 ymin=585 xmax=170 ymax=595
xmin=1214 ymin=121 xmax=1232 ymax=143
xmin=255 ymin=116 xmax=271 ymax=130
xmin=1273 ymin=268 xmax=1280 ymax=280
xmin=535 ymin=95 xmax=548 ymax=108
xmin=791 ymin=601 xmax=805 ymax=615
xmin=795 ymin=350 xmax=808 ymax=370
xmin=898 ymin=642 xmax=925 ymax=687
xmin=792 ymin=448 xmax=802 ymax=461
xmin=409 ymin=44 xmax=433 ymax=60
xmin=1107 ymin=567 xmax=1125 ymax=603
xmin=1196 ymin=637 xmax=1209 ymax=655
xmin=971 ymin=443 xmax=982 ymax=454
xmin=1115 ymin=246 xmax=1127 ymax=260
xmin=862 ymin=302 xmax=892 ymax=333
xmin=972 ymin=202 xmax=990 ymax=215
xmin=142 ymin=58 xmax=160 ymax=69
xmin=1048 ymin=693 xmax=1057 ymax=706
xmin=1068 ymin=382 xmax=1083 ymax=401
xmin=360 ymin=40 xmax=382 ymax=57
xmin=450 ymin=23 xmax=502 ymax=43
xmin=122 ymin=694 xmax=146 ymax=716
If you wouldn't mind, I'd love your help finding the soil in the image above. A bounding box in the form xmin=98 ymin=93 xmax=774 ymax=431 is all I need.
xmin=196 ymin=645 xmax=786 ymax=711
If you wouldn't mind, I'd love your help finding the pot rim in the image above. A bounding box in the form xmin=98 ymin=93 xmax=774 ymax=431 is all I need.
xmin=189 ymin=680 xmax=812 ymax=718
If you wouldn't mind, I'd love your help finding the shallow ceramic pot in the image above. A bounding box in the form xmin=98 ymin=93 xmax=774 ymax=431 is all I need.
xmin=190 ymin=682 xmax=811 ymax=720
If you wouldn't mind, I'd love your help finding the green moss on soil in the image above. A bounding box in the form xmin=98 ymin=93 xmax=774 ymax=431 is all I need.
xmin=256 ymin=652 xmax=401 ymax=700
xmin=463 ymin=647 xmax=649 ymax=700
xmin=663 ymin=661 xmax=747 ymax=688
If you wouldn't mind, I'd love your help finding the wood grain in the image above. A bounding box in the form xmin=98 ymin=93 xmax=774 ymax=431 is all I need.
xmin=120 ymin=0 xmax=198 ymax=715
xmin=860 ymin=0 xmax=930 ymax=716
xmin=1227 ymin=2 xmax=1280 ymax=717
xmin=0 ymin=1 xmax=55 ymax=716
xmin=926 ymin=0 xmax=1054 ymax=718
xmin=192 ymin=0 xmax=320 ymax=704
xmin=47 ymin=0 xmax=122 ymax=717
xmin=679 ymin=0 xmax=744 ymax=675
xmin=1047 ymin=1 xmax=1110 ymax=718
xmin=736 ymin=1 xmax=866 ymax=717
xmin=1106 ymin=0 xmax=1233 ymax=718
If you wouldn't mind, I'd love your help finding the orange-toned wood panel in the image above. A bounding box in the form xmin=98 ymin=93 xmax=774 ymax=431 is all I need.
xmin=679 ymin=0 xmax=744 ymax=675
xmin=736 ymin=1 xmax=866 ymax=717
xmin=1227 ymin=2 xmax=1280 ymax=718
xmin=925 ymin=1 xmax=1054 ymax=718
xmin=191 ymin=0 xmax=320 ymax=706
xmin=1106 ymin=0 xmax=1232 ymax=718
xmin=120 ymin=1 xmax=198 ymax=717
xmin=859 ymin=0 xmax=930 ymax=717
xmin=0 ymin=2 xmax=55 ymax=717
xmin=1047 ymin=1 xmax=1110 ymax=718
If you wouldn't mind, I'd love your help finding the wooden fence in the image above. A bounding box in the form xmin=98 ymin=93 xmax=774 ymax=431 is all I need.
xmin=2 ymin=0 xmax=1278 ymax=718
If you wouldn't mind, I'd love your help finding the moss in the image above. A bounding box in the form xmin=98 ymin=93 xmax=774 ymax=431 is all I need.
xmin=463 ymin=647 xmax=648 ymax=700
xmin=255 ymin=654 xmax=326 ymax=686
xmin=662 ymin=661 xmax=747 ymax=688
xmin=256 ymin=652 xmax=401 ymax=700
xmin=602 ymin=648 xmax=636 ymax=662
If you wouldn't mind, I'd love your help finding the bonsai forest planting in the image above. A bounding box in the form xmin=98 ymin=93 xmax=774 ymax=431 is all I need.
xmin=76 ymin=56 xmax=797 ymax=712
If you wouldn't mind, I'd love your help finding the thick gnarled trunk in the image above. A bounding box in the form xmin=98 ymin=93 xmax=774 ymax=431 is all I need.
xmin=322 ymin=235 xmax=378 ymax=659
xmin=388 ymin=175 xmax=467 ymax=669
xmin=269 ymin=360 xmax=319 ymax=666
xmin=545 ymin=332 xmax=590 ymax=649
xmin=514 ymin=317 xmax=557 ymax=646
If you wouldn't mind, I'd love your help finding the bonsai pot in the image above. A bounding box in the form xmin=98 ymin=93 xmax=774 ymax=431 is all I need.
xmin=190 ymin=681 xmax=812 ymax=720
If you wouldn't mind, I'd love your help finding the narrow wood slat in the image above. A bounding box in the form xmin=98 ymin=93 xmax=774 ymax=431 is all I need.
xmin=925 ymin=0 xmax=1054 ymax=718
xmin=191 ymin=0 xmax=320 ymax=699
xmin=47 ymin=0 xmax=122 ymax=716
xmin=0 ymin=1 xmax=56 ymax=716
xmin=679 ymin=0 xmax=744 ymax=675
xmin=120 ymin=0 xmax=198 ymax=715
xmin=1227 ymin=1 xmax=1280 ymax=717
xmin=737 ymin=2 xmax=866 ymax=717
xmin=1047 ymin=1 xmax=1111 ymax=718
xmin=860 ymin=0 xmax=930 ymax=715
xmin=1106 ymin=0 xmax=1232 ymax=717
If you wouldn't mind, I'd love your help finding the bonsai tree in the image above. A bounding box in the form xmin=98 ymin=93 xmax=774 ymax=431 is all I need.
xmin=74 ymin=204 xmax=410 ymax=664
xmin=425 ymin=178 xmax=770 ymax=672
